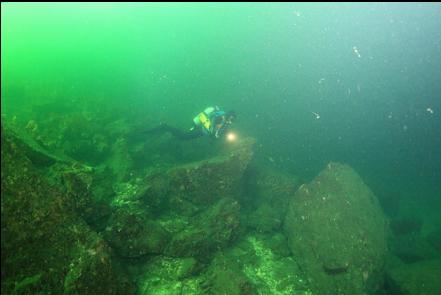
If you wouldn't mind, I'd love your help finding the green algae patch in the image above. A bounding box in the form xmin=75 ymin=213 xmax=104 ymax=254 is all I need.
xmin=130 ymin=256 xmax=203 ymax=295
xmin=11 ymin=274 xmax=43 ymax=295
xmin=235 ymin=235 xmax=312 ymax=295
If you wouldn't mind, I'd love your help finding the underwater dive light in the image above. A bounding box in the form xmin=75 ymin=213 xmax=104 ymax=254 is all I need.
xmin=226 ymin=132 xmax=237 ymax=142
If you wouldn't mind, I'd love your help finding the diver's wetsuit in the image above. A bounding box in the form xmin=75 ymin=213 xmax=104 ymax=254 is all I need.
xmin=144 ymin=106 xmax=231 ymax=141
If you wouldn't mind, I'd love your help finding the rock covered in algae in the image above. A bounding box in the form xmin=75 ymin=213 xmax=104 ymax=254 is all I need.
xmin=28 ymin=109 xmax=114 ymax=165
xmin=142 ymin=137 xmax=256 ymax=206
xmin=104 ymin=206 xmax=170 ymax=258
xmin=226 ymin=234 xmax=312 ymax=295
xmin=103 ymin=138 xmax=253 ymax=261
xmin=1 ymin=125 xmax=124 ymax=294
xmin=56 ymin=164 xmax=114 ymax=230
xmin=284 ymin=162 xmax=388 ymax=295
xmin=164 ymin=197 xmax=240 ymax=261
xmin=131 ymin=256 xmax=202 ymax=295
xmin=201 ymin=252 xmax=256 ymax=295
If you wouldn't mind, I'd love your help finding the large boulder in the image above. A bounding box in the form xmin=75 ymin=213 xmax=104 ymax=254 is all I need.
xmin=389 ymin=217 xmax=423 ymax=236
xmin=284 ymin=162 xmax=388 ymax=295
xmin=1 ymin=125 xmax=123 ymax=294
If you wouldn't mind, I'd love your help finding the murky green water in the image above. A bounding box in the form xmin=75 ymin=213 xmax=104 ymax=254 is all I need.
xmin=2 ymin=3 xmax=441 ymax=294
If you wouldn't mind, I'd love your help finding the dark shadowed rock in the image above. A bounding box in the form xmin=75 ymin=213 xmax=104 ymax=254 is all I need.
xmin=242 ymin=165 xmax=299 ymax=233
xmin=390 ymin=232 xmax=439 ymax=264
xmin=284 ymin=162 xmax=388 ymax=295
xmin=426 ymin=228 xmax=441 ymax=254
xmin=390 ymin=217 xmax=423 ymax=236
xmin=385 ymin=259 xmax=441 ymax=295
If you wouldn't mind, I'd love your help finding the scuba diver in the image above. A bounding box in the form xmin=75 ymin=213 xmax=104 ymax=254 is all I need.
xmin=144 ymin=106 xmax=236 ymax=141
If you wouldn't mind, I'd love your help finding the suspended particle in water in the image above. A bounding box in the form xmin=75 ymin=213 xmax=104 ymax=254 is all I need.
xmin=426 ymin=107 xmax=434 ymax=114
xmin=312 ymin=112 xmax=320 ymax=119
xmin=353 ymin=46 xmax=361 ymax=58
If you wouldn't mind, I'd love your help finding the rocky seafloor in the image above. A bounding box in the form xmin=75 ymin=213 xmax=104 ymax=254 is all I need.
xmin=2 ymin=108 xmax=441 ymax=295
